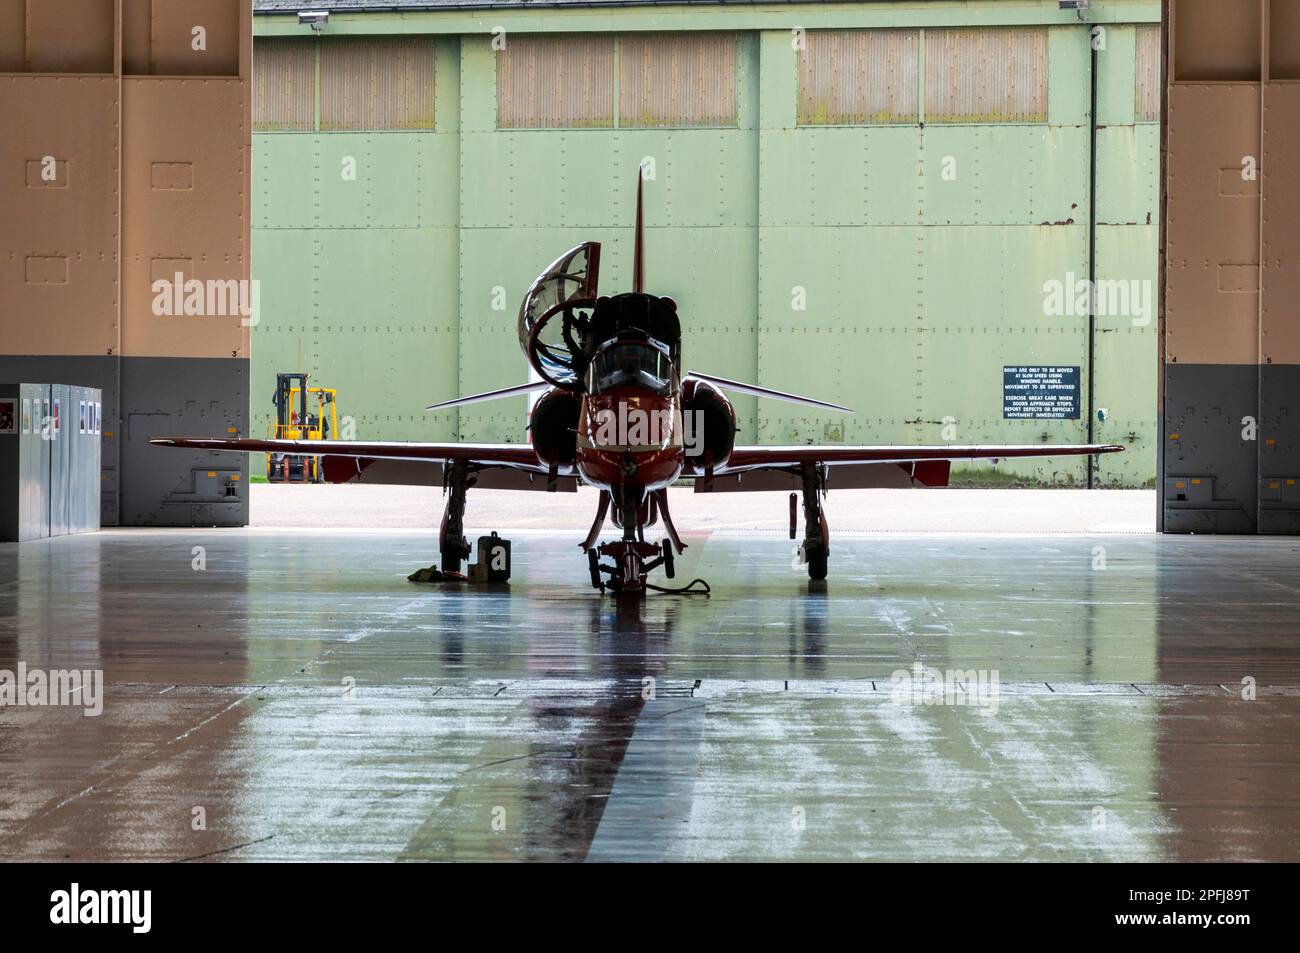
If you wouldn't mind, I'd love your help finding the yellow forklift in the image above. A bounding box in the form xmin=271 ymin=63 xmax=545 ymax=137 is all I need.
xmin=267 ymin=372 xmax=339 ymax=483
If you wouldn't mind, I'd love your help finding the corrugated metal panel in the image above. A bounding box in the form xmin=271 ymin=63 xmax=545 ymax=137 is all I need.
xmin=0 ymin=1 xmax=24 ymax=72
xmin=0 ymin=76 xmax=120 ymax=356
xmin=1173 ymin=0 xmax=1260 ymax=81
xmin=21 ymin=0 xmax=115 ymax=74
xmin=925 ymin=27 xmax=1047 ymax=124
xmin=1164 ymin=85 xmax=1260 ymax=366
xmin=798 ymin=30 xmax=919 ymax=125
xmin=254 ymin=39 xmax=315 ymax=132
xmin=1135 ymin=25 xmax=1161 ymax=122
xmin=1271 ymin=0 xmax=1300 ymax=80
xmin=619 ymin=33 xmax=737 ymax=128
xmin=121 ymin=77 xmax=250 ymax=359
xmin=497 ymin=35 xmax=614 ymax=129
xmin=1261 ymin=85 xmax=1300 ymax=364
xmin=122 ymin=0 xmax=152 ymax=75
xmin=320 ymin=37 xmax=434 ymax=131
xmin=149 ymin=0 xmax=240 ymax=76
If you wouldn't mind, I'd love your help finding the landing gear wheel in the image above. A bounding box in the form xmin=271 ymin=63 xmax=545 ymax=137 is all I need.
xmin=621 ymin=551 xmax=642 ymax=592
xmin=806 ymin=544 xmax=828 ymax=581
xmin=587 ymin=548 xmax=603 ymax=591
xmin=661 ymin=538 xmax=675 ymax=579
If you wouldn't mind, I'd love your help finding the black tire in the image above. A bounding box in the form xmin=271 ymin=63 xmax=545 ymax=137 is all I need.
xmin=587 ymin=549 xmax=603 ymax=590
xmin=440 ymin=542 xmax=463 ymax=574
xmin=806 ymin=544 xmax=828 ymax=581
xmin=661 ymin=539 xmax=675 ymax=579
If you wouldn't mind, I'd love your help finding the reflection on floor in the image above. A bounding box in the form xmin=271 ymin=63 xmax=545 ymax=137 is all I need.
xmin=1 ymin=528 xmax=1298 ymax=861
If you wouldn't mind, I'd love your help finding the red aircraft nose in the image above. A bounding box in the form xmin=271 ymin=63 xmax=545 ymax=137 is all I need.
xmin=576 ymin=390 xmax=684 ymax=492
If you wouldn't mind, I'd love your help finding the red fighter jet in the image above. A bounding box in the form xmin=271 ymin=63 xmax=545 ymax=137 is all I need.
xmin=153 ymin=178 xmax=1122 ymax=596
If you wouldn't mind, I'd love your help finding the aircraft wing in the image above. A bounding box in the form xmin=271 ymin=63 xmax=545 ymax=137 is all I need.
xmin=685 ymin=372 xmax=852 ymax=412
xmin=699 ymin=443 xmax=1123 ymax=492
xmin=721 ymin=444 xmax=1122 ymax=471
xmin=148 ymin=438 xmax=569 ymax=488
xmin=151 ymin=436 xmax=544 ymax=468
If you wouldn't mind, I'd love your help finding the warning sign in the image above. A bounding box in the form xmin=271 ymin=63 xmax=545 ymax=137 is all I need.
xmin=1003 ymin=366 xmax=1080 ymax=420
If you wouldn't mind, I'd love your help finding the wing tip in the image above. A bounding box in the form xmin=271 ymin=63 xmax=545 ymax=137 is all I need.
xmin=149 ymin=438 xmax=177 ymax=447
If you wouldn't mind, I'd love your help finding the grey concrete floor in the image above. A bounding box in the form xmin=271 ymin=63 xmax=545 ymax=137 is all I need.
xmin=2 ymin=489 xmax=1299 ymax=861
xmin=250 ymin=484 xmax=1158 ymax=534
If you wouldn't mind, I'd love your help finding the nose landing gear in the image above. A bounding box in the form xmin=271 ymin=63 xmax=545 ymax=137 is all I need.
xmin=586 ymin=485 xmax=687 ymax=595
xmin=587 ymin=539 xmax=673 ymax=594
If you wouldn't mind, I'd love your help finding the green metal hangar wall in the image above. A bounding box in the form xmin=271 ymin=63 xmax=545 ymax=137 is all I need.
xmin=251 ymin=0 xmax=1161 ymax=487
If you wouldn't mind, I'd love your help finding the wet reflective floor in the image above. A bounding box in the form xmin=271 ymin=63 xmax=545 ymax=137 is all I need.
xmin=2 ymin=527 xmax=1300 ymax=861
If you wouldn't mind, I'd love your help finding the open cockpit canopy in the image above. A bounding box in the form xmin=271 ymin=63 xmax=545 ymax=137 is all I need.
xmin=517 ymin=242 xmax=602 ymax=388
xmin=518 ymin=242 xmax=683 ymax=392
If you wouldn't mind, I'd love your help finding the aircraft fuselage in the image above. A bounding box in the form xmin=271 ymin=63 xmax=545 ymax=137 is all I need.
xmin=574 ymin=384 xmax=685 ymax=495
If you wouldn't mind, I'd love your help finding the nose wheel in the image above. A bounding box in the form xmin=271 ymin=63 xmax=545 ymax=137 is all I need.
xmin=587 ymin=539 xmax=673 ymax=595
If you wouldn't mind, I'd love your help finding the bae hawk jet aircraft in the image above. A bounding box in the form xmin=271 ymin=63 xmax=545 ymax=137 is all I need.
xmin=154 ymin=180 xmax=1122 ymax=595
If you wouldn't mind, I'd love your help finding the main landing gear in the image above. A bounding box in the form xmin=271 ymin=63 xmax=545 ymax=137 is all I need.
xmin=798 ymin=462 xmax=830 ymax=582
xmin=439 ymin=458 xmax=474 ymax=573
xmin=584 ymin=487 xmax=689 ymax=596
xmin=408 ymin=459 xmax=475 ymax=583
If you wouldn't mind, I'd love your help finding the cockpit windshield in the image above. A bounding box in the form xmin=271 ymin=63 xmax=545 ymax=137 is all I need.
xmin=589 ymin=342 xmax=673 ymax=397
